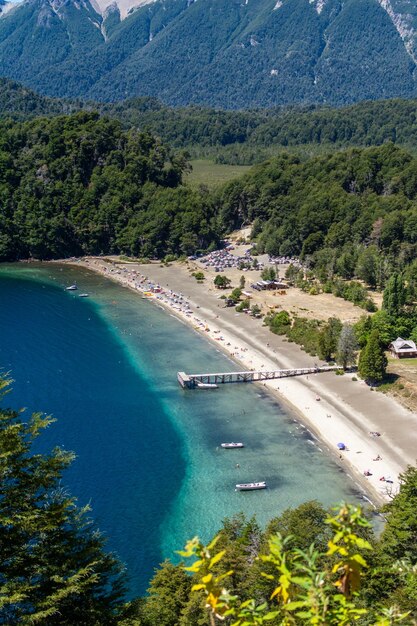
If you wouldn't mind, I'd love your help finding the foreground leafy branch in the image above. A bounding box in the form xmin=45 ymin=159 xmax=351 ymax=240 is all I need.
xmin=180 ymin=504 xmax=412 ymax=626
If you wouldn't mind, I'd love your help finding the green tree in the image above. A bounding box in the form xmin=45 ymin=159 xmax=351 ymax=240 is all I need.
xmin=261 ymin=267 xmax=276 ymax=281
xmin=382 ymin=273 xmax=407 ymax=317
xmin=354 ymin=314 xmax=373 ymax=347
xmin=138 ymin=561 xmax=192 ymax=626
xmin=179 ymin=504 xmax=411 ymax=626
xmin=213 ymin=275 xmax=231 ymax=289
xmin=355 ymin=246 xmax=380 ymax=288
xmin=317 ymin=317 xmax=342 ymax=361
xmin=337 ymin=324 xmax=359 ymax=369
xmin=363 ymin=466 xmax=417 ymax=618
xmin=371 ymin=309 xmax=396 ymax=345
xmin=265 ymin=310 xmax=291 ymax=335
xmin=265 ymin=501 xmax=330 ymax=553
xmin=239 ymin=275 xmax=246 ymax=289
xmin=379 ymin=466 xmax=417 ymax=562
xmin=236 ymin=298 xmax=250 ymax=312
xmin=0 ymin=378 xmax=125 ymax=625
xmin=358 ymin=329 xmax=387 ymax=384
xmin=229 ymin=288 xmax=242 ymax=303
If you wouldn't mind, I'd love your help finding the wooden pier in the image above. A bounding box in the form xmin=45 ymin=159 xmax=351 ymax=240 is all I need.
xmin=177 ymin=365 xmax=342 ymax=389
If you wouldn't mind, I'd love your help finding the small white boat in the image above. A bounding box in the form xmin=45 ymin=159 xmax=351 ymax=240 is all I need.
xmin=235 ymin=481 xmax=267 ymax=491
xmin=196 ymin=383 xmax=218 ymax=389
xmin=221 ymin=442 xmax=244 ymax=449
xmin=79 ymin=293 xmax=89 ymax=298
xmin=65 ymin=284 xmax=78 ymax=291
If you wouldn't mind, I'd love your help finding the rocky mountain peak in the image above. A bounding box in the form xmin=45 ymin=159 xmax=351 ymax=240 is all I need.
xmin=378 ymin=0 xmax=417 ymax=64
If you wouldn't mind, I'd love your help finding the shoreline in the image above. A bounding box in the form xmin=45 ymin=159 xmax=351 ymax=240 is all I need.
xmin=60 ymin=257 xmax=417 ymax=507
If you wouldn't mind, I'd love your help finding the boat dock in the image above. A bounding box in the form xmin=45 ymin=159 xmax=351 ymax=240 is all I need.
xmin=177 ymin=365 xmax=342 ymax=389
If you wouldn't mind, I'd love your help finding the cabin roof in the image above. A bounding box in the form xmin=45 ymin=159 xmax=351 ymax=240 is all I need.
xmin=389 ymin=337 xmax=417 ymax=352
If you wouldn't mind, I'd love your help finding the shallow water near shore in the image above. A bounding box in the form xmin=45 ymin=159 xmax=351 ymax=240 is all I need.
xmin=0 ymin=263 xmax=362 ymax=596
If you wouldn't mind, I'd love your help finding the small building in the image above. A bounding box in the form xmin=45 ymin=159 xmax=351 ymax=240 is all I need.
xmin=388 ymin=337 xmax=417 ymax=359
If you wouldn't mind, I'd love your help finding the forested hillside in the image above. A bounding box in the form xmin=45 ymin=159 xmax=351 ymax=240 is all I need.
xmin=220 ymin=143 xmax=417 ymax=285
xmin=65 ymin=96 xmax=417 ymax=155
xmin=5 ymin=112 xmax=417 ymax=278
xmin=4 ymin=79 xmax=417 ymax=158
xmin=0 ymin=112 xmax=218 ymax=260
xmin=102 ymin=97 xmax=417 ymax=158
xmin=1 ymin=0 xmax=417 ymax=107
xmin=0 ymin=78 xmax=80 ymax=119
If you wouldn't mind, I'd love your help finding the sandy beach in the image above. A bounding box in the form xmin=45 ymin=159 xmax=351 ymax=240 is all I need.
xmin=64 ymin=256 xmax=417 ymax=506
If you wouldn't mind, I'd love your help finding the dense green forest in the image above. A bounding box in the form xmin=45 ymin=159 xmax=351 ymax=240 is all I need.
xmin=221 ymin=143 xmax=417 ymax=283
xmin=6 ymin=78 xmax=417 ymax=161
xmin=0 ymin=112 xmax=218 ymax=259
xmin=103 ymin=98 xmax=417 ymax=154
xmin=0 ymin=78 xmax=81 ymax=120
xmin=5 ymin=111 xmax=417 ymax=276
xmin=1 ymin=375 xmax=416 ymax=625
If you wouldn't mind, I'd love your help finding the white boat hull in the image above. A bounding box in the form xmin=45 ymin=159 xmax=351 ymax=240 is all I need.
xmin=221 ymin=443 xmax=244 ymax=448
xmin=235 ymin=481 xmax=266 ymax=491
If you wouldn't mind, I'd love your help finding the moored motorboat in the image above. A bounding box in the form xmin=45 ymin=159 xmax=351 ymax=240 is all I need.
xmin=65 ymin=284 xmax=77 ymax=291
xmin=221 ymin=442 xmax=244 ymax=448
xmin=235 ymin=481 xmax=267 ymax=491
xmin=79 ymin=293 xmax=89 ymax=297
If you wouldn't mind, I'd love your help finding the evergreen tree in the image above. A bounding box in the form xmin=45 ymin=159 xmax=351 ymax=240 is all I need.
xmin=382 ymin=273 xmax=407 ymax=317
xmin=0 ymin=378 xmax=125 ymax=626
xmin=363 ymin=467 xmax=417 ymax=618
xmin=337 ymin=324 xmax=359 ymax=369
xmin=260 ymin=267 xmax=276 ymax=281
xmin=358 ymin=329 xmax=388 ymax=384
xmin=354 ymin=315 xmax=373 ymax=347
xmin=379 ymin=466 xmax=417 ymax=562
xmin=138 ymin=561 xmax=192 ymax=626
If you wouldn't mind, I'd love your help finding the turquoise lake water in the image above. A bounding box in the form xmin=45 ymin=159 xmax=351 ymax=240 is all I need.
xmin=0 ymin=264 xmax=362 ymax=596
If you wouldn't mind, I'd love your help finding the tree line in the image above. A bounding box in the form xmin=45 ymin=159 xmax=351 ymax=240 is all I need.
xmin=6 ymin=78 xmax=417 ymax=160
xmin=6 ymin=116 xmax=417 ymax=276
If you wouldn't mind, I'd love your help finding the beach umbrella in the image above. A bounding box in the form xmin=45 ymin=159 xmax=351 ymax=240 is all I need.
xmin=337 ymin=443 xmax=346 ymax=450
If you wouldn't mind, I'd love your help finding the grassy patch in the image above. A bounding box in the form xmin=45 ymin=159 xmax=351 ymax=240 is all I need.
xmin=377 ymin=373 xmax=401 ymax=392
xmin=185 ymin=160 xmax=251 ymax=188
xmin=388 ymin=357 xmax=417 ymax=367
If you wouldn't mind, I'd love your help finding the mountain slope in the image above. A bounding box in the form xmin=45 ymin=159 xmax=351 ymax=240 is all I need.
xmin=1 ymin=0 xmax=417 ymax=107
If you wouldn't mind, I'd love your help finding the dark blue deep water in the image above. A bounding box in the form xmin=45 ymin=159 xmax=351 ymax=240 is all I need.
xmin=0 ymin=267 xmax=186 ymax=594
xmin=0 ymin=264 xmax=361 ymax=597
